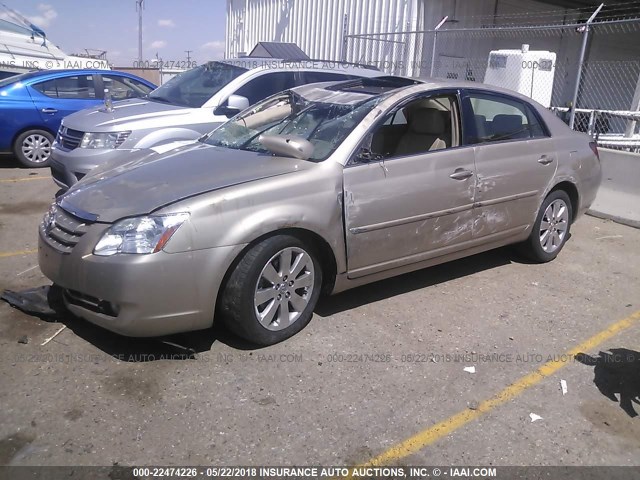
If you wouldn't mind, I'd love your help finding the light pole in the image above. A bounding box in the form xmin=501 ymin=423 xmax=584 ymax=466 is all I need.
xmin=136 ymin=0 xmax=144 ymax=64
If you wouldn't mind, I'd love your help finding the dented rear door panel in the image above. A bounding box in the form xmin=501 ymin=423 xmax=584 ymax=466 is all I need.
xmin=471 ymin=137 xmax=557 ymax=239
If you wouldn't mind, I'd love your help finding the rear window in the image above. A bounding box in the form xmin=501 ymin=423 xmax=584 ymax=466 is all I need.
xmin=0 ymin=71 xmax=43 ymax=88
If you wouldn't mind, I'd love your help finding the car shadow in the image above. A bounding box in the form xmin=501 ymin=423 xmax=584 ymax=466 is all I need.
xmin=316 ymin=246 xmax=517 ymax=317
xmin=4 ymin=246 xmax=523 ymax=362
xmin=0 ymin=155 xmax=24 ymax=169
xmin=2 ymin=285 xmax=259 ymax=362
xmin=576 ymin=349 xmax=640 ymax=418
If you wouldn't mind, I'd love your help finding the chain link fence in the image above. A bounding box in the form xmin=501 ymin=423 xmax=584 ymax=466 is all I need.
xmin=343 ymin=3 xmax=640 ymax=150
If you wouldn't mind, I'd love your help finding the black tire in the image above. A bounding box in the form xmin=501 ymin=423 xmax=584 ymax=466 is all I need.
xmin=519 ymin=190 xmax=573 ymax=263
xmin=13 ymin=129 xmax=54 ymax=167
xmin=218 ymin=235 xmax=323 ymax=346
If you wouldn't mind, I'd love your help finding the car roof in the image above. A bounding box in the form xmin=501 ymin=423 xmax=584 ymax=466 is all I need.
xmin=0 ymin=69 xmax=153 ymax=86
xmin=294 ymin=75 xmax=549 ymax=110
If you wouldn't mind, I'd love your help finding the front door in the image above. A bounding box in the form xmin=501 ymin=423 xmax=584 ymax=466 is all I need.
xmin=343 ymin=92 xmax=477 ymax=279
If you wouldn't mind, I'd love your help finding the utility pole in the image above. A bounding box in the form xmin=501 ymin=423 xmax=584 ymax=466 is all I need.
xmin=185 ymin=50 xmax=193 ymax=63
xmin=136 ymin=0 xmax=144 ymax=63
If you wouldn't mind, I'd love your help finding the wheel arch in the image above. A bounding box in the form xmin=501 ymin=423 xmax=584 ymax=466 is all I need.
xmin=12 ymin=125 xmax=56 ymax=149
xmin=549 ymin=181 xmax=579 ymax=222
xmin=216 ymin=227 xmax=338 ymax=316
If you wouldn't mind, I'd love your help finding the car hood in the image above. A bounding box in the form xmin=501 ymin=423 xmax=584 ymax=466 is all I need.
xmin=61 ymin=98 xmax=199 ymax=131
xmin=58 ymin=143 xmax=313 ymax=223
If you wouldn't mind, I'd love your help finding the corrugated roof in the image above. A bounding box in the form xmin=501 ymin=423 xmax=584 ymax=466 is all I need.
xmin=248 ymin=42 xmax=310 ymax=60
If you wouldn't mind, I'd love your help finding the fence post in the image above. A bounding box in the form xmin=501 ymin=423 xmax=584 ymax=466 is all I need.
xmin=429 ymin=16 xmax=448 ymax=78
xmin=569 ymin=3 xmax=604 ymax=130
xmin=341 ymin=14 xmax=349 ymax=63
xmin=624 ymin=74 xmax=640 ymax=137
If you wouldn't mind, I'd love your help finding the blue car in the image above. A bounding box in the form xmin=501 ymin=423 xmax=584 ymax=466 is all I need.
xmin=0 ymin=69 xmax=156 ymax=167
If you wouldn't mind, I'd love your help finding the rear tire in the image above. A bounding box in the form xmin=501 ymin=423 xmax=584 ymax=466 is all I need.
xmin=218 ymin=235 xmax=322 ymax=346
xmin=14 ymin=129 xmax=54 ymax=167
xmin=519 ymin=190 xmax=572 ymax=263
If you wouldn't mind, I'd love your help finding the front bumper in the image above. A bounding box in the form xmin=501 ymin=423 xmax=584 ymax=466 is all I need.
xmin=50 ymin=146 xmax=134 ymax=190
xmin=38 ymin=219 xmax=245 ymax=337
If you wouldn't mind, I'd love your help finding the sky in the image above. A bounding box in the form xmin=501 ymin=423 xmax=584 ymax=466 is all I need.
xmin=0 ymin=1 xmax=228 ymax=66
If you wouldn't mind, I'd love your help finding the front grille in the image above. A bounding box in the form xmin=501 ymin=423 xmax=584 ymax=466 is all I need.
xmin=56 ymin=126 xmax=84 ymax=150
xmin=40 ymin=207 xmax=92 ymax=254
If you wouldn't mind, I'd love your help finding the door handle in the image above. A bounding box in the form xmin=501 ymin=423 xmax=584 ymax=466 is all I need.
xmin=538 ymin=155 xmax=554 ymax=165
xmin=41 ymin=108 xmax=58 ymax=114
xmin=449 ymin=168 xmax=474 ymax=180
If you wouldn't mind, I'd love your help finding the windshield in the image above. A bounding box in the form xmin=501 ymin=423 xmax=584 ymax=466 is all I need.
xmin=205 ymin=91 xmax=383 ymax=161
xmin=148 ymin=61 xmax=247 ymax=108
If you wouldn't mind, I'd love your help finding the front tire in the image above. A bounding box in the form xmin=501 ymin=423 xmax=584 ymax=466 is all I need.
xmin=14 ymin=129 xmax=54 ymax=167
xmin=219 ymin=235 xmax=322 ymax=346
xmin=519 ymin=190 xmax=572 ymax=263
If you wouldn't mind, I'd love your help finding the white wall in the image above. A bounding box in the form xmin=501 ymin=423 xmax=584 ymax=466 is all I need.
xmin=225 ymin=0 xmax=640 ymax=113
xmin=226 ymin=0 xmax=423 ymax=67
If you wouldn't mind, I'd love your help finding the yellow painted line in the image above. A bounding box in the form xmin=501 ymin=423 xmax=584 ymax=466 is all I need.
xmin=0 ymin=249 xmax=38 ymax=258
xmin=346 ymin=310 xmax=640 ymax=474
xmin=0 ymin=176 xmax=50 ymax=183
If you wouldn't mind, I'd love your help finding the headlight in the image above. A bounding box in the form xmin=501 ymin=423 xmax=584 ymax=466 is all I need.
xmin=94 ymin=213 xmax=189 ymax=256
xmin=42 ymin=202 xmax=57 ymax=229
xmin=79 ymin=131 xmax=130 ymax=149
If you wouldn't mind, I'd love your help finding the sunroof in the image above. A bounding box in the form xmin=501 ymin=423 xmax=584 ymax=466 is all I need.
xmin=329 ymin=76 xmax=422 ymax=95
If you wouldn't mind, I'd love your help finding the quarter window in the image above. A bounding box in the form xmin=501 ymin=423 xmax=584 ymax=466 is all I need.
xmin=32 ymin=75 xmax=96 ymax=99
xmin=467 ymin=93 xmax=548 ymax=143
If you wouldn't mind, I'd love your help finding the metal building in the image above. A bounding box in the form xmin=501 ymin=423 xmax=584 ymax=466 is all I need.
xmin=225 ymin=0 xmax=423 ymax=60
xmin=225 ymin=0 xmax=640 ymax=144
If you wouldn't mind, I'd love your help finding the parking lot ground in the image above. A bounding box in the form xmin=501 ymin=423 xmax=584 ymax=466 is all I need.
xmin=0 ymin=162 xmax=639 ymax=471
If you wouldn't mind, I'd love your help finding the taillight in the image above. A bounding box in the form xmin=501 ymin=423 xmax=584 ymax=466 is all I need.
xmin=589 ymin=141 xmax=600 ymax=162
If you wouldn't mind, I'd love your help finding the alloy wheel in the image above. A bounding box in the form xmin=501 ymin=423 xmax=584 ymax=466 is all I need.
xmin=253 ymin=247 xmax=315 ymax=331
xmin=539 ymin=199 xmax=569 ymax=253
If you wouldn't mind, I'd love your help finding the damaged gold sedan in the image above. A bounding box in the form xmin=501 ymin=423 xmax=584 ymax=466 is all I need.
xmin=39 ymin=77 xmax=601 ymax=345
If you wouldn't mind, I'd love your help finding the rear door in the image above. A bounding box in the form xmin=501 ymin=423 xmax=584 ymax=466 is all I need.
xmin=343 ymin=90 xmax=477 ymax=278
xmin=28 ymin=73 xmax=101 ymax=132
xmin=462 ymin=90 xmax=557 ymax=239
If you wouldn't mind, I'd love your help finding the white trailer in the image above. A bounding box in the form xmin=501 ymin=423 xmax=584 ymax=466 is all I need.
xmin=484 ymin=45 xmax=556 ymax=108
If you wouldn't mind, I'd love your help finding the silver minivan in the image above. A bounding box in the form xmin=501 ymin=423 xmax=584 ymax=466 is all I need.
xmin=50 ymin=59 xmax=381 ymax=189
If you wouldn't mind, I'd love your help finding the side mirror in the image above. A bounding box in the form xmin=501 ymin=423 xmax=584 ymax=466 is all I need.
xmin=259 ymin=134 xmax=314 ymax=160
xmin=214 ymin=94 xmax=250 ymax=118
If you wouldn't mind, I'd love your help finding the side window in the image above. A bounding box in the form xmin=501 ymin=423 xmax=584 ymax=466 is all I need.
xmin=102 ymin=75 xmax=152 ymax=100
xmin=467 ymin=93 xmax=548 ymax=143
xmin=368 ymin=95 xmax=459 ymax=159
xmin=33 ymin=75 xmax=96 ymax=99
xmin=300 ymin=72 xmax=359 ymax=84
xmin=32 ymin=79 xmax=58 ymax=97
xmin=232 ymin=72 xmax=297 ymax=106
